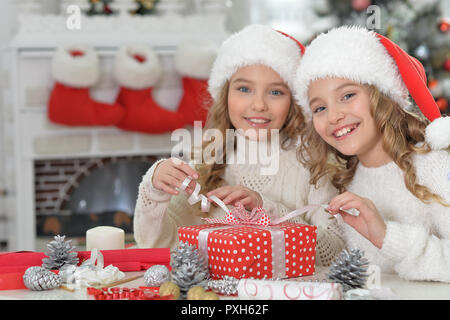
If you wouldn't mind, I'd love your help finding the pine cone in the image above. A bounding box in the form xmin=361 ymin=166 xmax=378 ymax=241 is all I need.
xmin=170 ymin=241 xmax=208 ymax=273
xmin=42 ymin=235 xmax=79 ymax=270
xmin=171 ymin=262 xmax=209 ymax=296
xmin=170 ymin=241 xmax=210 ymax=297
xmin=23 ymin=266 xmax=62 ymax=291
xmin=326 ymin=248 xmax=369 ymax=292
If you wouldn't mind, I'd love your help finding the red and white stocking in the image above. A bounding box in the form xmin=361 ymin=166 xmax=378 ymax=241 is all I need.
xmin=48 ymin=45 xmax=125 ymax=126
xmin=174 ymin=42 xmax=218 ymax=127
xmin=113 ymin=44 xmax=185 ymax=134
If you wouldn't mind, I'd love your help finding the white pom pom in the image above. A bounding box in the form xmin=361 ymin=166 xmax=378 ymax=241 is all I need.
xmin=425 ymin=117 xmax=450 ymax=150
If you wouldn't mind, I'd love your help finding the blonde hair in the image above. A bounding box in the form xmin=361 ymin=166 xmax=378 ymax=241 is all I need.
xmin=298 ymin=84 xmax=449 ymax=207
xmin=191 ymin=81 xmax=306 ymax=216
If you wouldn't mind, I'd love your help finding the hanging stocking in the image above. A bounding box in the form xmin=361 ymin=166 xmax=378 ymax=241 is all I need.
xmin=174 ymin=42 xmax=218 ymax=127
xmin=113 ymin=44 xmax=185 ymax=134
xmin=48 ymin=45 xmax=125 ymax=126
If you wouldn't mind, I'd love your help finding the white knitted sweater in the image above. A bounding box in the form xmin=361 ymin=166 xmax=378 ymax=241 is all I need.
xmin=342 ymin=150 xmax=450 ymax=282
xmin=133 ymin=138 xmax=345 ymax=266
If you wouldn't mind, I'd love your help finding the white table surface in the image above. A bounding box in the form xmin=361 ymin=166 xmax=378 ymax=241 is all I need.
xmin=1 ymin=267 xmax=449 ymax=300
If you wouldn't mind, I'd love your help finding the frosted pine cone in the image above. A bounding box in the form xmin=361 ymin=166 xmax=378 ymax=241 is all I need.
xmin=23 ymin=266 xmax=62 ymax=291
xmin=42 ymin=235 xmax=79 ymax=270
xmin=327 ymin=248 xmax=369 ymax=291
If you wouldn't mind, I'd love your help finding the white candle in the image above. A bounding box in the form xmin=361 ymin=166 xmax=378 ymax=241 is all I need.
xmin=86 ymin=226 xmax=125 ymax=251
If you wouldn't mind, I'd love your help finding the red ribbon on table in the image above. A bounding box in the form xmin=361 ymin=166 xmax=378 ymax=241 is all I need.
xmin=0 ymin=248 xmax=170 ymax=290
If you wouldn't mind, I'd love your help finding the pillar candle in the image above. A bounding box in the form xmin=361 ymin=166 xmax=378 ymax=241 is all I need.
xmin=86 ymin=226 xmax=125 ymax=251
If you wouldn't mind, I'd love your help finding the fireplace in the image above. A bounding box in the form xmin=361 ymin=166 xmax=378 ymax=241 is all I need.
xmin=34 ymin=155 xmax=158 ymax=238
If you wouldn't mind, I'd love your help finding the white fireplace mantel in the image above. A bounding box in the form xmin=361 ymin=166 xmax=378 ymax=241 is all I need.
xmin=6 ymin=13 xmax=228 ymax=250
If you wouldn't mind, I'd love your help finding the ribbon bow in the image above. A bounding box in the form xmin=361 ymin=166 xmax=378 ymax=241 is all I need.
xmin=204 ymin=203 xmax=272 ymax=226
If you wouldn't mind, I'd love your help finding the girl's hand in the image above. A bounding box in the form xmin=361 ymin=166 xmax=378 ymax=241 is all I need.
xmin=206 ymin=185 xmax=263 ymax=210
xmin=152 ymin=158 xmax=199 ymax=196
xmin=328 ymin=191 xmax=386 ymax=249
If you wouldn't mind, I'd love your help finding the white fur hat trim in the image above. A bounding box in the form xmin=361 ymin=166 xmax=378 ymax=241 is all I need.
xmin=295 ymin=26 xmax=410 ymax=117
xmin=208 ymin=24 xmax=303 ymax=101
xmin=114 ymin=44 xmax=162 ymax=90
xmin=52 ymin=45 xmax=100 ymax=87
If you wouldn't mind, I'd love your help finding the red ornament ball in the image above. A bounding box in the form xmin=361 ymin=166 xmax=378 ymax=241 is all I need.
xmin=438 ymin=19 xmax=449 ymax=33
xmin=436 ymin=97 xmax=448 ymax=112
xmin=443 ymin=58 xmax=450 ymax=71
xmin=352 ymin=0 xmax=371 ymax=11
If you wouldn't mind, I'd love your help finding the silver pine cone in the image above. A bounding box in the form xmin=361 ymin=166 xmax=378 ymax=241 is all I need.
xmin=170 ymin=241 xmax=208 ymax=273
xmin=171 ymin=262 xmax=209 ymax=295
xmin=42 ymin=235 xmax=79 ymax=270
xmin=23 ymin=266 xmax=62 ymax=291
xmin=327 ymin=248 xmax=369 ymax=292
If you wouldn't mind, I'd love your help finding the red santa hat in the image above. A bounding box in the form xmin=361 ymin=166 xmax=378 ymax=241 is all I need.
xmin=295 ymin=25 xmax=449 ymax=150
xmin=208 ymin=24 xmax=305 ymax=102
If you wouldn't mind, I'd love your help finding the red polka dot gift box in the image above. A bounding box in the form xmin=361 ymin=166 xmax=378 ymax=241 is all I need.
xmin=178 ymin=222 xmax=317 ymax=280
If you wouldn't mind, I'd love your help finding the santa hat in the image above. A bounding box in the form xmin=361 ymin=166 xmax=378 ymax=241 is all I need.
xmin=208 ymin=24 xmax=305 ymax=102
xmin=295 ymin=25 xmax=449 ymax=150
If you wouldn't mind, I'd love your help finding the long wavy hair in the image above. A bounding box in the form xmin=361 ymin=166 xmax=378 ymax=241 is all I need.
xmin=191 ymin=80 xmax=306 ymax=216
xmin=297 ymin=84 xmax=449 ymax=207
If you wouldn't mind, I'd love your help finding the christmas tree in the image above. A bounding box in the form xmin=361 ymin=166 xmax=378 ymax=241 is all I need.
xmin=312 ymin=0 xmax=449 ymax=115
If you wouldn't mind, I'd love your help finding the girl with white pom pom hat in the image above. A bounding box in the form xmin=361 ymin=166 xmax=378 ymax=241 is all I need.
xmin=295 ymin=25 xmax=450 ymax=282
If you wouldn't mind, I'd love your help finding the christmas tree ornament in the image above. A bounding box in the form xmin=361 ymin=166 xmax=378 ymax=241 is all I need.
xmin=207 ymin=275 xmax=240 ymax=296
xmin=436 ymin=97 xmax=448 ymax=112
xmin=171 ymin=262 xmax=209 ymax=297
xmin=202 ymin=291 xmax=220 ymax=300
xmin=351 ymin=0 xmax=371 ymax=11
xmin=86 ymin=0 xmax=115 ymax=16
xmin=443 ymin=57 xmax=450 ymax=71
xmin=428 ymin=79 xmax=443 ymax=98
xmin=48 ymin=45 xmax=125 ymax=126
xmin=326 ymin=248 xmax=369 ymax=292
xmin=437 ymin=18 xmax=449 ymax=33
xmin=23 ymin=266 xmax=62 ymax=291
xmin=170 ymin=241 xmax=208 ymax=275
xmin=42 ymin=235 xmax=79 ymax=270
xmin=143 ymin=265 xmax=170 ymax=287
xmin=130 ymin=0 xmax=160 ymax=15
xmin=159 ymin=281 xmax=181 ymax=300
xmin=414 ymin=44 xmax=430 ymax=61
xmin=186 ymin=286 xmax=205 ymax=300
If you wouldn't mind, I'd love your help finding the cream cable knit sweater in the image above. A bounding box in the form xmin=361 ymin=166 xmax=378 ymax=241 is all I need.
xmin=341 ymin=149 xmax=450 ymax=282
xmin=133 ymin=136 xmax=345 ymax=267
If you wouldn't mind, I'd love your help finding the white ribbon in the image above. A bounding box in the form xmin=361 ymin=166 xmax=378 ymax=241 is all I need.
xmin=59 ymin=248 xmax=125 ymax=289
xmin=181 ymin=176 xmax=230 ymax=213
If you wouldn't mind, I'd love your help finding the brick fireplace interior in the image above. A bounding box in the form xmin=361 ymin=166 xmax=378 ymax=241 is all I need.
xmin=34 ymin=155 xmax=160 ymax=249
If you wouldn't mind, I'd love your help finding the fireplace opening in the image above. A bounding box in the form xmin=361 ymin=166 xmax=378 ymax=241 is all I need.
xmin=35 ymin=155 xmax=159 ymax=238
